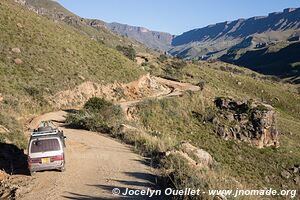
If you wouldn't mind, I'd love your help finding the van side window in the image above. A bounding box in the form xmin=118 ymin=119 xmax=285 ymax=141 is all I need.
xmin=31 ymin=139 xmax=60 ymax=153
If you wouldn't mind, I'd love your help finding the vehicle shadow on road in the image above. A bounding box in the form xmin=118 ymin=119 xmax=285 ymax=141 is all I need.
xmin=0 ymin=143 xmax=30 ymax=175
xmin=63 ymin=171 xmax=170 ymax=200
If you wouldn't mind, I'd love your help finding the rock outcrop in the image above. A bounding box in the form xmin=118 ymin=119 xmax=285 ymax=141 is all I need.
xmin=166 ymin=142 xmax=214 ymax=169
xmin=214 ymin=97 xmax=279 ymax=148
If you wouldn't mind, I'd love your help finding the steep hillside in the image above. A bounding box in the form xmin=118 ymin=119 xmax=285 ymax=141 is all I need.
xmin=0 ymin=0 xmax=144 ymax=145
xmin=17 ymin=0 xmax=150 ymax=53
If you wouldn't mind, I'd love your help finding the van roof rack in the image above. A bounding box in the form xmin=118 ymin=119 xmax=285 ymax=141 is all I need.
xmin=31 ymin=129 xmax=60 ymax=137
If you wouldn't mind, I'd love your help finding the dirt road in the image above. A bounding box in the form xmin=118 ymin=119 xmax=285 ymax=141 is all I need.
xmin=19 ymin=111 xmax=161 ymax=200
xmin=119 ymin=76 xmax=201 ymax=118
xmin=15 ymin=77 xmax=200 ymax=199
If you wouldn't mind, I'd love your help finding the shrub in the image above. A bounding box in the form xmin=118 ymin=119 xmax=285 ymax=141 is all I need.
xmin=67 ymin=97 xmax=124 ymax=133
xmin=158 ymin=54 xmax=168 ymax=62
xmin=83 ymin=97 xmax=113 ymax=112
xmin=196 ymin=80 xmax=205 ymax=90
xmin=170 ymin=60 xmax=187 ymax=69
xmin=116 ymin=45 xmax=136 ymax=60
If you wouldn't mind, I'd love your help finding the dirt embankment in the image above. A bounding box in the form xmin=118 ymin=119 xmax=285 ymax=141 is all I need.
xmin=49 ymin=74 xmax=201 ymax=114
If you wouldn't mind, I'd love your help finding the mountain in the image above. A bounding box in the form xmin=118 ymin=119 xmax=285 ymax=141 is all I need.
xmin=172 ymin=8 xmax=300 ymax=46
xmin=170 ymin=8 xmax=300 ymax=59
xmin=106 ymin=22 xmax=174 ymax=51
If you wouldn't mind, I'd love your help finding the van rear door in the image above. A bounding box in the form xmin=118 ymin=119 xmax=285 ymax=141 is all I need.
xmin=29 ymin=138 xmax=63 ymax=164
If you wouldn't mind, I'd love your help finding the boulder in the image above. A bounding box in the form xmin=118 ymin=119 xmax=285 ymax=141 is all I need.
xmin=214 ymin=97 xmax=279 ymax=148
xmin=14 ymin=58 xmax=23 ymax=65
xmin=78 ymin=75 xmax=85 ymax=81
xmin=180 ymin=142 xmax=214 ymax=168
xmin=281 ymin=170 xmax=291 ymax=179
xmin=11 ymin=48 xmax=21 ymax=53
xmin=166 ymin=142 xmax=214 ymax=169
xmin=250 ymin=104 xmax=279 ymax=148
xmin=16 ymin=23 xmax=23 ymax=28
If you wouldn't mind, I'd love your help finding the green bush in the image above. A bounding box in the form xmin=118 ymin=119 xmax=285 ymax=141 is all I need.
xmin=116 ymin=45 xmax=136 ymax=60
xmin=83 ymin=97 xmax=113 ymax=112
xmin=67 ymin=98 xmax=124 ymax=133
xmin=158 ymin=54 xmax=168 ymax=62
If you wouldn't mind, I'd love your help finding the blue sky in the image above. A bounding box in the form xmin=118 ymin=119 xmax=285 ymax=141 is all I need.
xmin=57 ymin=0 xmax=300 ymax=35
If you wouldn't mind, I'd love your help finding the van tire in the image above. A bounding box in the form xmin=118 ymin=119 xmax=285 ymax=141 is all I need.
xmin=60 ymin=166 xmax=66 ymax=172
xmin=30 ymin=170 xmax=36 ymax=176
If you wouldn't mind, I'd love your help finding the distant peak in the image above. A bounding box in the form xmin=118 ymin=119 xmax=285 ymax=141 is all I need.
xmin=139 ymin=27 xmax=149 ymax=33
xmin=283 ymin=8 xmax=297 ymax=13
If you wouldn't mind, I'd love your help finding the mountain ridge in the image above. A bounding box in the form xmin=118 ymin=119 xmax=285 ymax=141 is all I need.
xmin=172 ymin=7 xmax=300 ymax=46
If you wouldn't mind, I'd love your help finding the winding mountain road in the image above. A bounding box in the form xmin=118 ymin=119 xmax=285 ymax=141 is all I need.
xmin=119 ymin=76 xmax=201 ymax=118
xmin=20 ymin=111 xmax=159 ymax=200
xmin=17 ymin=77 xmax=200 ymax=200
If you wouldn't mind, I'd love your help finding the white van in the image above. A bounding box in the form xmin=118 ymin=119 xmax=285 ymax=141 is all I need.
xmin=28 ymin=126 xmax=66 ymax=175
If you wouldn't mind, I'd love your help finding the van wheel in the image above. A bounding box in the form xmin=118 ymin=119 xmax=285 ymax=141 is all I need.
xmin=30 ymin=170 xmax=36 ymax=176
xmin=60 ymin=166 xmax=66 ymax=172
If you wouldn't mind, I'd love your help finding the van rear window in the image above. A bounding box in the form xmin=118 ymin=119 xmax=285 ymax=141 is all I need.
xmin=30 ymin=138 xmax=60 ymax=153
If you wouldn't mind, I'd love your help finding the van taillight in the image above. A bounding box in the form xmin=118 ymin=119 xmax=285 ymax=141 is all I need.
xmin=29 ymin=157 xmax=41 ymax=163
xmin=51 ymin=155 xmax=64 ymax=161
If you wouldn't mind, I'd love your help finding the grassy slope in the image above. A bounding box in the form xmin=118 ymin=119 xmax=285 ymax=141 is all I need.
xmin=24 ymin=0 xmax=151 ymax=53
xmin=0 ymin=0 xmax=144 ymax=146
xmin=137 ymin=60 xmax=300 ymax=191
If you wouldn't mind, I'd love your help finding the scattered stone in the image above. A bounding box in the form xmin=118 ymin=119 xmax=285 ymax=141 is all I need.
xmin=65 ymin=48 xmax=73 ymax=54
xmin=14 ymin=58 xmax=23 ymax=65
xmin=291 ymin=164 xmax=299 ymax=174
xmin=294 ymin=176 xmax=300 ymax=185
xmin=78 ymin=75 xmax=85 ymax=81
xmin=0 ymin=93 xmax=3 ymax=102
xmin=36 ymin=68 xmax=45 ymax=73
xmin=16 ymin=23 xmax=23 ymax=28
xmin=281 ymin=170 xmax=291 ymax=179
xmin=264 ymin=176 xmax=270 ymax=183
xmin=11 ymin=48 xmax=21 ymax=54
xmin=225 ymin=113 xmax=235 ymax=122
xmin=237 ymin=81 xmax=242 ymax=85
xmin=212 ymin=117 xmax=220 ymax=125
